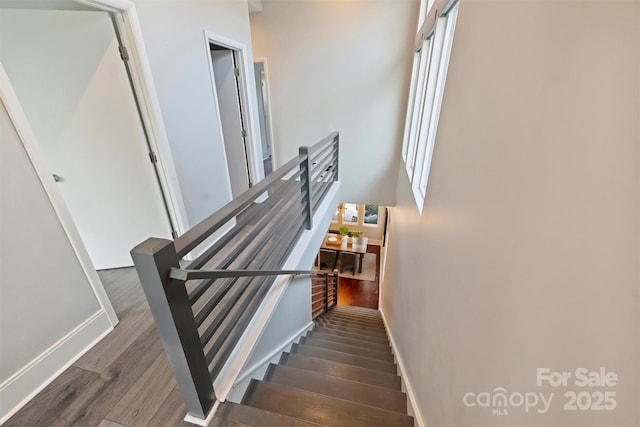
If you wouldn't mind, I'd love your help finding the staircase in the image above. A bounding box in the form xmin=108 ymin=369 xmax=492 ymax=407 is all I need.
xmin=211 ymin=305 xmax=413 ymax=426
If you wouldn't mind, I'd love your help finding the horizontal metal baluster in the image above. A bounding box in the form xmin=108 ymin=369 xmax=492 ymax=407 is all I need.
xmin=187 ymin=174 xmax=303 ymax=271
xmin=198 ymin=209 xmax=305 ymax=344
xmin=198 ymin=212 xmax=305 ymax=346
xmin=307 ymin=131 xmax=339 ymax=155
xmin=194 ymin=204 xmax=303 ymax=326
xmin=311 ymin=181 xmax=333 ymax=209
xmin=309 ymin=148 xmax=335 ymax=180
xmin=188 ymin=180 xmax=304 ymax=304
xmin=174 ymin=156 xmax=302 ymax=258
xmin=309 ymin=140 xmax=334 ymax=167
xmin=206 ymin=220 xmax=307 ymax=377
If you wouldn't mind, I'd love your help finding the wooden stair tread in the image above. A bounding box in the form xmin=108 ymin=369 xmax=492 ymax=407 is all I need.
xmin=320 ymin=313 xmax=384 ymax=325
xmin=315 ymin=321 xmax=388 ymax=337
xmin=320 ymin=316 xmax=386 ymax=329
xmin=324 ymin=312 xmax=384 ymax=325
xmin=313 ymin=326 xmax=389 ymax=344
xmin=329 ymin=305 xmax=382 ymax=317
xmin=242 ymin=380 xmax=413 ymax=427
xmin=317 ymin=316 xmax=386 ymax=330
xmin=265 ymin=364 xmax=406 ymax=413
xmin=306 ymin=331 xmax=390 ymax=352
xmin=318 ymin=318 xmax=386 ymax=333
xmin=292 ymin=343 xmax=397 ymax=374
xmin=212 ymin=402 xmax=323 ymax=427
xmin=279 ymin=352 xmax=401 ymax=390
xmin=300 ymin=337 xmax=393 ymax=362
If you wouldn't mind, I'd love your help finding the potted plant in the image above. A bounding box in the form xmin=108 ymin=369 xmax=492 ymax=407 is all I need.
xmin=338 ymin=226 xmax=350 ymax=249
xmin=351 ymin=230 xmax=368 ymax=250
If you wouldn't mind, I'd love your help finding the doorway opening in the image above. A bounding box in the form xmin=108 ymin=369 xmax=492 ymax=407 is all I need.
xmin=208 ymin=42 xmax=253 ymax=199
xmin=253 ymin=60 xmax=274 ymax=175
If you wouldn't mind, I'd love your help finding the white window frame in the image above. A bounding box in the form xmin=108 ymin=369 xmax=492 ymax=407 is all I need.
xmin=401 ymin=0 xmax=459 ymax=213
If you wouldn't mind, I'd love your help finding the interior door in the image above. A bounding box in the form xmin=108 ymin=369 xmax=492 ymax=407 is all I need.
xmin=0 ymin=9 xmax=172 ymax=269
xmin=211 ymin=48 xmax=251 ymax=198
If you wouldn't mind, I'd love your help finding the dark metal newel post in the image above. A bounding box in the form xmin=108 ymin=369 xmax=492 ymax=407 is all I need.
xmin=130 ymin=238 xmax=214 ymax=420
xmin=299 ymin=146 xmax=313 ymax=229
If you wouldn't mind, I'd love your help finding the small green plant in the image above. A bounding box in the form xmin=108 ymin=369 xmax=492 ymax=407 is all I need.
xmin=338 ymin=226 xmax=350 ymax=236
xmin=351 ymin=230 xmax=363 ymax=238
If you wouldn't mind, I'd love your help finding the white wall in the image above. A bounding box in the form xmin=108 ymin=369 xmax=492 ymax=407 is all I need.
xmin=250 ymin=0 xmax=417 ymax=206
xmin=0 ymin=96 xmax=112 ymax=423
xmin=132 ymin=0 xmax=263 ymax=227
xmin=0 ymin=9 xmax=172 ymax=269
xmin=382 ymin=2 xmax=640 ymax=426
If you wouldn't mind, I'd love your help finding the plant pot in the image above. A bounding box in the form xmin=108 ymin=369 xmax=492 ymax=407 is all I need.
xmin=353 ymin=236 xmax=368 ymax=251
xmin=340 ymin=235 xmax=348 ymax=249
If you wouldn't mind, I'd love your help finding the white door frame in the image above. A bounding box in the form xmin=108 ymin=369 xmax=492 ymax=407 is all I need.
xmin=203 ymin=30 xmax=264 ymax=191
xmin=253 ymin=57 xmax=277 ymax=170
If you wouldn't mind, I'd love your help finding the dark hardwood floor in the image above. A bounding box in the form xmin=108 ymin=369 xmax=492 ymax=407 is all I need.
xmin=5 ymin=267 xmax=197 ymax=427
xmin=337 ymin=245 xmax=381 ymax=310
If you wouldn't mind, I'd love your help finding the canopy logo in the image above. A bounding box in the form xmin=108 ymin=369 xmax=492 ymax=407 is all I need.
xmin=462 ymin=367 xmax=618 ymax=416
xmin=462 ymin=388 xmax=553 ymax=415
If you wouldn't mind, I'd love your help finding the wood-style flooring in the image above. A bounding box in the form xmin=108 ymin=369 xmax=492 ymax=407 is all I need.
xmin=337 ymin=245 xmax=381 ymax=310
xmin=4 ymin=267 xmax=196 ymax=427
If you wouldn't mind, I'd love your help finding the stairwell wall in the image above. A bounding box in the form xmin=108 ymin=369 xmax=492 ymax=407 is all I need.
xmin=382 ymin=1 xmax=640 ymax=426
xmin=249 ymin=0 xmax=417 ymax=205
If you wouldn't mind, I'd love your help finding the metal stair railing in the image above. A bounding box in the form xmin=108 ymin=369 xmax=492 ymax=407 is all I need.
xmin=130 ymin=132 xmax=339 ymax=421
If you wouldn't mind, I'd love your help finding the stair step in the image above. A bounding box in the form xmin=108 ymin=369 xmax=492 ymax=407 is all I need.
xmin=323 ymin=316 xmax=384 ymax=329
xmin=212 ymin=401 xmax=322 ymax=427
xmin=279 ymin=352 xmax=401 ymax=390
xmin=319 ymin=317 xmax=386 ymax=331
xmin=291 ymin=343 xmax=397 ymax=374
xmin=300 ymin=337 xmax=393 ymax=362
xmin=331 ymin=306 xmax=382 ymax=318
xmin=242 ymin=381 xmax=413 ymax=427
xmin=313 ymin=326 xmax=389 ymax=345
xmin=315 ymin=320 xmax=388 ymax=337
xmin=316 ymin=316 xmax=386 ymax=333
xmin=306 ymin=331 xmax=390 ymax=352
xmin=324 ymin=312 xmax=384 ymax=325
xmin=265 ymin=364 xmax=407 ymax=413
xmin=322 ymin=314 xmax=385 ymax=327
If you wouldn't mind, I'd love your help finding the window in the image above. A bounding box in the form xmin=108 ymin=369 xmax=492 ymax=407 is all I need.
xmin=401 ymin=0 xmax=459 ymax=213
xmin=343 ymin=203 xmax=359 ymax=223
xmin=364 ymin=205 xmax=379 ymax=225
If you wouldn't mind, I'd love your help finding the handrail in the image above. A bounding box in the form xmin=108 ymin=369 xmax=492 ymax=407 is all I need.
xmin=174 ymin=156 xmax=302 ymax=258
xmin=130 ymin=132 xmax=340 ymax=422
xmin=170 ymin=267 xmax=332 ymax=281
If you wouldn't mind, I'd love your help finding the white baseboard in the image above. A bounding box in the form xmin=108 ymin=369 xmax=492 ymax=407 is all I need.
xmin=0 ymin=310 xmax=113 ymax=424
xmin=379 ymin=308 xmax=427 ymax=427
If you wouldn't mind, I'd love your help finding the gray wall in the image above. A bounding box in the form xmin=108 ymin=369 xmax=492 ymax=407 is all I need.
xmin=250 ymin=0 xmax=417 ymax=206
xmin=382 ymin=1 xmax=640 ymax=426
